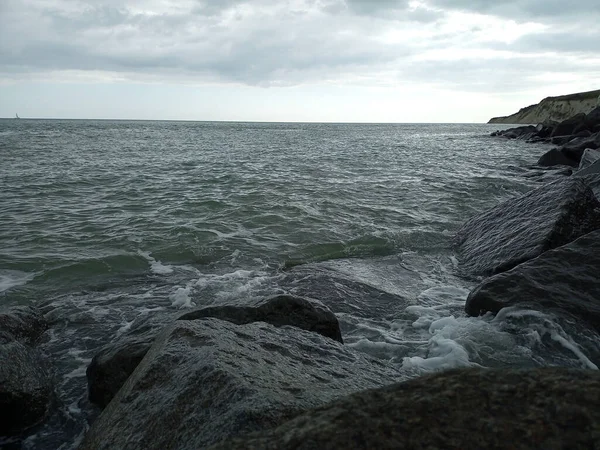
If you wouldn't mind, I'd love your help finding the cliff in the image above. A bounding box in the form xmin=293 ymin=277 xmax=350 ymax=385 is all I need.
xmin=488 ymin=89 xmax=600 ymax=124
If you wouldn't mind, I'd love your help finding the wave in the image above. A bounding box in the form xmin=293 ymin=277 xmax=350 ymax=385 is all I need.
xmin=281 ymin=237 xmax=397 ymax=269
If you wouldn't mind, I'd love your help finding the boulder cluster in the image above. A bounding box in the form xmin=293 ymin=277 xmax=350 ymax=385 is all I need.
xmin=491 ymin=106 xmax=600 ymax=170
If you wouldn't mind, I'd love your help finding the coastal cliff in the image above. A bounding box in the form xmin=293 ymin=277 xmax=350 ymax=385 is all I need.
xmin=489 ymin=89 xmax=600 ymax=124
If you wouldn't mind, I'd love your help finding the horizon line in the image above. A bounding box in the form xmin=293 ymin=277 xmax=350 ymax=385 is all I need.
xmin=1 ymin=117 xmax=489 ymax=125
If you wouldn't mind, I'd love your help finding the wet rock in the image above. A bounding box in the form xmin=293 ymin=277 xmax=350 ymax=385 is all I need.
xmin=466 ymin=230 xmax=600 ymax=331
xmin=573 ymin=106 xmax=600 ymax=134
xmin=454 ymin=177 xmax=600 ymax=276
xmin=551 ymin=113 xmax=586 ymax=137
xmin=87 ymin=295 xmax=342 ymax=408
xmin=0 ymin=341 xmax=52 ymax=435
xmin=0 ymin=306 xmax=48 ymax=345
xmin=491 ymin=125 xmax=538 ymax=140
xmin=577 ymin=159 xmax=600 ymax=177
xmin=86 ymin=316 xmax=165 ymax=408
xmin=537 ymin=148 xmax=579 ymax=167
xmin=209 ymin=368 xmax=600 ymax=450
xmin=179 ymin=295 xmax=342 ymax=343
xmin=560 ymin=132 xmax=600 ymax=162
xmin=80 ymin=319 xmax=403 ymax=450
xmin=550 ymin=135 xmax=575 ymax=146
xmin=577 ymin=148 xmax=600 ymax=172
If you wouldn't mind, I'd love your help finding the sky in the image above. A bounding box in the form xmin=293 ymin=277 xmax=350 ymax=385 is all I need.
xmin=1 ymin=0 xmax=599 ymax=122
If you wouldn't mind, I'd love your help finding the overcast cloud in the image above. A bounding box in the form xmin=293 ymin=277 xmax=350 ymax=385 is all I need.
xmin=0 ymin=0 xmax=599 ymax=121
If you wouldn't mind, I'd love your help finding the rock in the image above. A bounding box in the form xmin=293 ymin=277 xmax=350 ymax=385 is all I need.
xmin=0 ymin=306 xmax=48 ymax=345
xmin=534 ymin=123 xmax=554 ymax=138
xmin=577 ymin=148 xmax=600 ymax=172
xmin=465 ymin=230 xmax=600 ymax=331
xmin=560 ymin=132 xmax=600 ymax=162
xmin=577 ymin=159 xmax=600 ymax=177
xmin=0 ymin=340 xmax=52 ymax=435
xmin=80 ymin=319 xmax=403 ymax=450
xmin=551 ymin=135 xmax=575 ymax=146
xmin=491 ymin=125 xmax=538 ymax=140
xmin=87 ymin=295 xmax=342 ymax=408
xmin=86 ymin=316 xmax=164 ymax=408
xmin=179 ymin=295 xmax=342 ymax=343
xmin=573 ymin=106 xmax=600 ymax=134
xmin=454 ymin=177 xmax=600 ymax=276
xmin=209 ymin=368 xmax=600 ymax=450
xmin=537 ymin=148 xmax=579 ymax=167
xmin=551 ymin=113 xmax=586 ymax=137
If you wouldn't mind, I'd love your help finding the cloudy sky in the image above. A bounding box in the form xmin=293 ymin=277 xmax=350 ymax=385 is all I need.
xmin=1 ymin=0 xmax=599 ymax=122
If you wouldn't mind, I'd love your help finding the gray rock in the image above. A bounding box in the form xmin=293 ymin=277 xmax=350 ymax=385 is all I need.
xmin=0 ymin=305 xmax=48 ymax=345
xmin=179 ymin=295 xmax=342 ymax=343
xmin=86 ymin=316 xmax=165 ymax=408
xmin=0 ymin=341 xmax=52 ymax=435
xmin=579 ymin=160 xmax=600 ymax=177
xmin=537 ymin=148 xmax=578 ymax=167
xmin=491 ymin=125 xmax=537 ymax=140
xmin=465 ymin=230 xmax=600 ymax=332
xmin=551 ymin=112 xmax=586 ymax=137
xmin=80 ymin=319 xmax=403 ymax=450
xmin=560 ymin=132 xmax=600 ymax=162
xmin=87 ymin=295 xmax=342 ymax=408
xmin=577 ymin=148 xmax=600 ymax=172
xmin=209 ymin=368 xmax=600 ymax=450
xmin=454 ymin=177 xmax=600 ymax=276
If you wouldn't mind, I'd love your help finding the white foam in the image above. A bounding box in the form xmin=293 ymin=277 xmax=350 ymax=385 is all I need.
xmin=170 ymin=285 xmax=195 ymax=309
xmin=0 ymin=270 xmax=35 ymax=293
xmin=138 ymin=251 xmax=174 ymax=275
xmin=551 ymin=332 xmax=598 ymax=370
xmin=403 ymin=335 xmax=478 ymax=371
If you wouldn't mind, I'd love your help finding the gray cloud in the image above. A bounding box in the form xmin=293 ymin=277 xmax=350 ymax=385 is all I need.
xmin=0 ymin=0 xmax=598 ymax=92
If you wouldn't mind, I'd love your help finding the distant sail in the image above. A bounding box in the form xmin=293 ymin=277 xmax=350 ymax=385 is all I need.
xmin=15 ymin=113 xmax=20 ymax=119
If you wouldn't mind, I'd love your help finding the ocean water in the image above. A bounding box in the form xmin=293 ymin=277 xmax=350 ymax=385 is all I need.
xmin=1 ymin=120 xmax=599 ymax=449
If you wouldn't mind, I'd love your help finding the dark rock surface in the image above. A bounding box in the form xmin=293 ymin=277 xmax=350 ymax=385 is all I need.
xmin=87 ymin=295 xmax=343 ymax=408
xmin=0 ymin=340 xmax=52 ymax=435
xmin=0 ymin=305 xmax=48 ymax=345
xmin=578 ymin=159 xmax=600 ymax=177
xmin=80 ymin=319 xmax=403 ymax=450
xmin=465 ymin=230 xmax=600 ymax=332
xmin=537 ymin=148 xmax=579 ymax=167
xmin=86 ymin=315 xmax=166 ymax=408
xmin=578 ymin=148 xmax=600 ymax=171
xmin=210 ymin=368 xmax=600 ymax=450
xmin=179 ymin=295 xmax=342 ymax=343
xmin=551 ymin=112 xmax=587 ymax=137
xmin=491 ymin=125 xmax=537 ymax=140
xmin=454 ymin=177 xmax=600 ymax=276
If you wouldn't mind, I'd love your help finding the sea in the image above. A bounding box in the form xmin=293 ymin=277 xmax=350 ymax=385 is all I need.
xmin=1 ymin=119 xmax=599 ymax=449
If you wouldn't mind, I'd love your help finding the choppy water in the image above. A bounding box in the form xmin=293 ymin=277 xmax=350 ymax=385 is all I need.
xmin=1 ymin=120 xmax=599 ymax=449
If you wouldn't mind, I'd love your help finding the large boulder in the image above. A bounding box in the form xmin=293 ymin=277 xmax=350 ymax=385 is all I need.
xmin=0 ymin=341 xmax=52 ymax=435
xmin=79 ymin=319 xmax=403 ymax=450
xmin=573 ymin=106 xmax=600 ymax=134
xmin=560 ymin=132 xmax=600 ymax=163
xmin=86 ymin=316 xmax=165 ymax=408
xmin=210 ymin=368 xmax=600 ymax=450
xmin=454 ymin=177 xmax=600 ymax=276
xmin=87 ymin=295 xmax=343 ymax=408
xmin=465 ymin=230 xmax=600 ymax=332
xmin=179 ymin=295 xmax=342 ymax=343
xmin=577 ymin=148 xmax=600 ymax=172
xmin=537 ymin=148 xmax=579 ymax=167
xmin=0 ymin=305 xmax=47 ymax=344
xmin=491 ymin=125 xmax=538 ymax=140
xmin=551 ymin=112 xmax=586 ymax=137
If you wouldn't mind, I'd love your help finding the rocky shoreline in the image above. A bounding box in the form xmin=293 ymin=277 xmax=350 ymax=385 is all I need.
xmin=3 ymin=112 xmax=600 ymax=447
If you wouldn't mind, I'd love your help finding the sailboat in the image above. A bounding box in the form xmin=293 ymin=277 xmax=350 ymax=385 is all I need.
xmin=15 ymin=113 xmax=20 ymax=119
